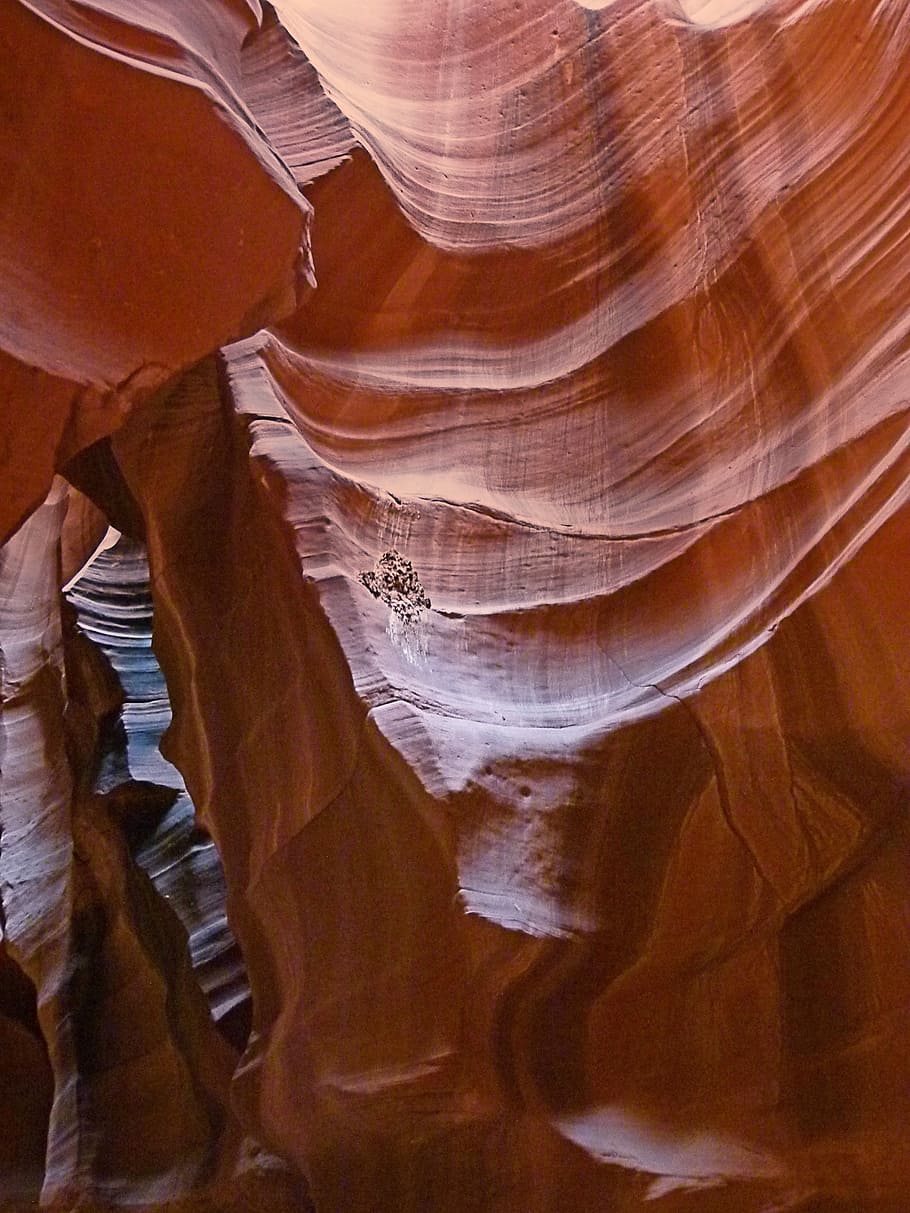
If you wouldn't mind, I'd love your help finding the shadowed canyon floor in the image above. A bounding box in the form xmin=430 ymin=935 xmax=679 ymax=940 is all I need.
xmin=2 ymin=0 xmax=910 ymax=1209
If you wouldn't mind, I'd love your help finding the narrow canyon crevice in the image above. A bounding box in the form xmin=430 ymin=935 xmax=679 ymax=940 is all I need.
xmin=3 ymin=1 xmax=910 ymax=1210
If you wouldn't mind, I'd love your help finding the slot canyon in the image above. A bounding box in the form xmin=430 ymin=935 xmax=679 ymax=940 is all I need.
xmin=2 ymin=1 xmax=910 ymax=1209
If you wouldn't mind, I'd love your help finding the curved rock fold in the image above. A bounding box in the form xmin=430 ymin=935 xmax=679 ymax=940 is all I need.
xmin=2 ymin=0 xmax=910 ymax=1210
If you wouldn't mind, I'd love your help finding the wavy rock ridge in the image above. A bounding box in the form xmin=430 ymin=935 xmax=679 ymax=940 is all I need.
xmin=2 ymin=0 xmax=910 ymax=1210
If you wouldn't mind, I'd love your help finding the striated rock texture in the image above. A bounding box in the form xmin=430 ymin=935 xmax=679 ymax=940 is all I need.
xmin=0 ymin=485 xmax=232 ymax=1207
xmin=66 ymin=537 xmax=252 ymax=1047
xmin=3 ymin=0 xmax=910 ymax=1210
xmin=0 ymin=0 xmax=320 ymax=543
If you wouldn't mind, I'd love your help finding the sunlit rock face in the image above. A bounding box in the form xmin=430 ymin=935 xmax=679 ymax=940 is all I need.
xmin=3 ymin=0 xmax=910 ymax=1210
xmin=0 ymin=0 xmax=316 ymax=543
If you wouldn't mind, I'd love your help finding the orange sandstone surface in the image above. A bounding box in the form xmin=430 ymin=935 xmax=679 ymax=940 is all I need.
xmin=2 ymin=1 xmax=910 ymax=1210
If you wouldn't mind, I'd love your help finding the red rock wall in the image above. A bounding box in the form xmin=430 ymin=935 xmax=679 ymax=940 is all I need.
xmin=3 ymin=0 xmax=910 ymax=1209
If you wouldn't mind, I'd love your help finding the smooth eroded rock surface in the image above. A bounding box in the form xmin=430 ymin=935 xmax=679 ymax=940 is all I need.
xmin=2 ymin=1 xmax=910 ymax=1210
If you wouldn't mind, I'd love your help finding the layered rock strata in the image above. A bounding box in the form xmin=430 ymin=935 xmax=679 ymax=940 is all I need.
xmin=3 ymin=0 xmax=910 ymax=1210
xmin=67 ymin=539 xmax=251 ymax=1046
